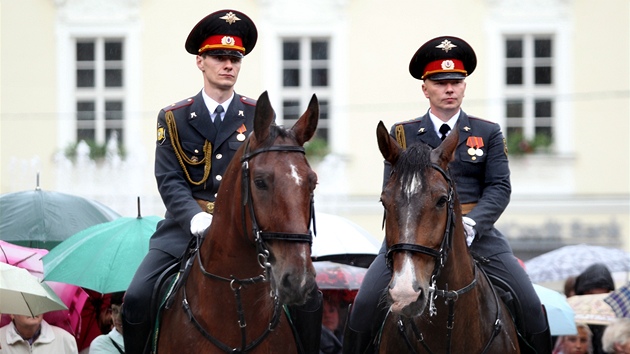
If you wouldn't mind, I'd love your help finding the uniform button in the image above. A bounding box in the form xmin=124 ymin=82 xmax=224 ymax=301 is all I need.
xmin=216 ymin=154 xmax=223 ymax=159
xmin=214 ymin=193 xmax=218 ymax=198
xmin=194 ymin=149 xmax=199 ymax=154
xmin=216 ymin=175 xmax=222 ymax=181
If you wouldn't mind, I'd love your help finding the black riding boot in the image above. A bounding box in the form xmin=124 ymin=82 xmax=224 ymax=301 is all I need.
xmin=122 ymin=316 xmax=151 ymax=354
xmin=289 ymin=289 xmax=323 ymax=354
xmin=526 ymin=325 xmax=552 ymax=354
xmin=341 ymin=305 xmax=380 ymax=354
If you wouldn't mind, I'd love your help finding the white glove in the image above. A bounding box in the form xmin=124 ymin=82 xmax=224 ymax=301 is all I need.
xmin=462 ymin=216 xmax=477 ymax=247
xmin=190 ymin=212 xmax=213 ymax=237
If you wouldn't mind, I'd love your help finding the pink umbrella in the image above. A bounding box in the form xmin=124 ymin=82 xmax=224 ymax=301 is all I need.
xmin=0 ymin=240 xmax=88 ymax=339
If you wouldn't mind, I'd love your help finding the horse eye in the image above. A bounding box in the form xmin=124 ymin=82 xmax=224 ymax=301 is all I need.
xmin=254 ymin=178 xmax=267 ymax=190
xmin=436 ymin=196 xmax=448 ymax=208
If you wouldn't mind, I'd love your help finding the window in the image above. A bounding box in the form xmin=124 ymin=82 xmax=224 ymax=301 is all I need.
xmin=280 ymin=38 xmax=330 ymax=145
xmin=504 ymin=35 xmax=555 ymax=153
xmin=75 ymin=38 xmax=125 ymax=146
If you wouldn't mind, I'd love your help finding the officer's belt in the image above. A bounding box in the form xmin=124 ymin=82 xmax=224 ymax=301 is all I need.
xmin=195 ymin=199 xmax=215 ymax=214
xmin=461 ymin=203 xmax=477 ymax=215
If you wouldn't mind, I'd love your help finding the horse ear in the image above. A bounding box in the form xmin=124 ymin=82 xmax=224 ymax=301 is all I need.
xmin=376 ymin=121 xmax=401 ymax=165
xmin=291 ymin=94 xmax=319 ymax=146
xmin=254 ymin=91 xmax=274 ymax=142
xmin=431 ymin=127 xmax=459 ymax=168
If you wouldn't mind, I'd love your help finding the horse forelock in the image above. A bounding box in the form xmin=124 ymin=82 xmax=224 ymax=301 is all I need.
xmin=393 ymin=144 xmax=432 ymax=200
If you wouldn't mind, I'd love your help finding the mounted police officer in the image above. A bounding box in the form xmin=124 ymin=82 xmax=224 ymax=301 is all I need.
xmin=343 ymin=36 xmax=552 ymax=354
xmin=122 ymin=10 xmax=322 ymax=354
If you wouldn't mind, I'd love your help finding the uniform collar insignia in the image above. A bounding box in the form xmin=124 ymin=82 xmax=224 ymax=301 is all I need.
xmin=220 ymin=12 xmax=241 ymax=25
xmin=418 ymin=127 xmax=425 ymax=133
xmin=238 ymin=110 xmax=244 ymax=116
xmin=463 ymin=126 xmax=471 ymax=131
xmin=436 ymin=39 xmax=457 ymax=53
xmin=190 ymin=112 xmax=197 ymax=119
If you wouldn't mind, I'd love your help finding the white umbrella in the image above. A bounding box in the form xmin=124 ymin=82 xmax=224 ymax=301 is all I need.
xmin=311 ymin=212 xmax=381 ymax=268
xmin=524 ymin=244 xmax=630 ymax=283
xmin=0 ymin=262 xmax=68 ymax=316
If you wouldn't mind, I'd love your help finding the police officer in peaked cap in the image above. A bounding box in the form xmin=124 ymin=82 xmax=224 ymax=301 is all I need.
xmin=123 ymin=10 xmax=321 ymax=354
xmin=343 ymin=36 xmax=552 ymax=354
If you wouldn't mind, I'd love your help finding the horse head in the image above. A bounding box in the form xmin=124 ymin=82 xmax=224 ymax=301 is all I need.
xmin=376 ymin=120 xmax=461 ymax=318
xmin=231 ymin=91 xmax=319 ymax=306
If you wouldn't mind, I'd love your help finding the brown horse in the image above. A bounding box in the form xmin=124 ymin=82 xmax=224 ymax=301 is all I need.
xmin=156 ymin=91 xmax=319 ymax=353
xmin=375 ymin=121 xmax=520 ymax=353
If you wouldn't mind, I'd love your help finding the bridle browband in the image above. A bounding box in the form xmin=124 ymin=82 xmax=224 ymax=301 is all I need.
xmin=384 ymin=163 xmax=504 ymax=354
xmin=182 ymin=137 xmax=315 ymax=353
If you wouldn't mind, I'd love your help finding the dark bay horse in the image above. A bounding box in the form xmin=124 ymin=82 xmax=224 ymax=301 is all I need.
xmin=375 ymin=121 xmax=520 ymax=353
xmin=156 ymin=91 xmax=319 ymax=353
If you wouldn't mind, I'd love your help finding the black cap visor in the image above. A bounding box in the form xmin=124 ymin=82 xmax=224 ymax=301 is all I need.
xmin=201 ymin=49 xmax=244 ymax=58
xmin=425 ymin=72 xmax=467 ymax=81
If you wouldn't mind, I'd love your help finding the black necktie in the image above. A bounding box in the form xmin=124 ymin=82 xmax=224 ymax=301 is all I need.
xmin=213 ymin=105 xmax=224 ymax=131
xmin=439 ymin=124 xmax=451 ymax=141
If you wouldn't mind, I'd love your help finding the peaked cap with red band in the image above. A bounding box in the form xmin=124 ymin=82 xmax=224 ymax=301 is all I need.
xmin=409 ymin=36 xmax=477 ymax=81
xmin=185 ymin=9 xmax=257 ymax=58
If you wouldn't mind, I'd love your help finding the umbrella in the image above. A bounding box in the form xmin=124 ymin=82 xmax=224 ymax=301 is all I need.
xmin=533 ymin=284 xmax=576 ymax=336
xmin=0 ymin=240 xmax=88 ymax=338
xmin=43 ymin=214 xmax=162 ymax=293
xmin=0 ymin=186 xmax=120 ymax=250
xmin=314 ymin=261 xmax=368 ymax=290
xmin=311 ymin=212 xmax=381 ymax=268
xmin=567 ymin=293 xmax=617 ymax=325
xmin=524 ymin=244 xmax=630 ymax=283
xmin=604 ymin=281 xmax=630 ymax=318
xmin=0 ymin=262 xmax=68 ymax=316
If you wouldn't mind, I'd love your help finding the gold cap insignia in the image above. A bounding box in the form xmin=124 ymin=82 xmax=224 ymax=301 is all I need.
xmin=220 ymin=12 xmax=241 ymax=25
xmin=441 ymin=60 xmax=455 ymax=70
xmin=436 ymin=39 xmax=457 ymax=53
xmin=221 ymin=36 xmax=235 ymax=46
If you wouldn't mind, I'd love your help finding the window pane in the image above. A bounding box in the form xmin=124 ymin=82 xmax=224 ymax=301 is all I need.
xmin=311 ymin=68 xmax=328 ymax=87
xmin=311 ymin=41 xmax=328 ymax=60
xmin=535 ymin=66 xmax=552 ymax=84
xmin=535 ymin=39 xmax=552 ymax=58
xmin=506 ymin=100 xmax=523 ymax=117
xmin=77 ymin=42 xmax=95 ymax=61
xmin=319 ymin=99 xmax=329 ymax=120
xmin=77 ymin=101 xmax=95 ymax=121
xmin=77 ymin=129 xmax=95 ymax=141
xmin=506 ymin=67 xmax=523 ymax=85
xmin=282 ymin=100 xmax=300 ymax=120
xmin=77 ymin=69 xmax=95 ymax=87
xmin=535 ymin=100 xmax=552 ymax=117
xmin=506 ymin=39 xmax=522 ymax=58
xmin=105 ymin=41 xmax=123 ymax=61
xmin=283 ymin=41 xmax=300 ymax=60
xmin=106 ymin=101 xmax=124 ymax=120
xmin=105 ymin=69 xmax=123 ymax=87
xmin=283 ymin=69 xmax=300 ymax=87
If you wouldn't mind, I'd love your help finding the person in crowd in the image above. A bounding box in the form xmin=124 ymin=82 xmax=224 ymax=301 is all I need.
xmin=574 ymin=263 xmax=616 ymax=296
xmin=602 ymin=318 xmax=630 ymax=354
xmin=79 ymin=290 xmax=113 ymax=354
xmin=343 ymin=35 xmax=551 ymax=354
xmin=575 ymin=263 xmax=616 ymax=354
xmin=553 ymin=322 xmax=593 ymax=354
xmin=320 ymin=292 xmax=344 ymax=354
xmin=89 ymin=292 xmax=125 ymax=354
xmin=122 ymin=9 xmax=321 ymax=354
xmin=565 ymin=276 xmax=577 ymax=298
xmin=0 ymin=313 xmax=78 ymax=353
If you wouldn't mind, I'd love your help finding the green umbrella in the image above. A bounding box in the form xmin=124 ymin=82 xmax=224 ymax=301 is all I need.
xmin=0 ymin=187 xmax=120 ymax=250
xmin=42 ymin=214 xmax=162 ymax=293
xmin=0 ymin=262 xmax=68 ymax=316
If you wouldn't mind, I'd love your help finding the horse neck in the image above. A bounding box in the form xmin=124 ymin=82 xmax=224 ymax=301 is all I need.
xmin=438 ymin=213 xmax=476 ymax=291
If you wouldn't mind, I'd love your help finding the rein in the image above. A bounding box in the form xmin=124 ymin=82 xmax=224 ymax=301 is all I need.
xmin=385 ymin=163 xmax=503 ymax=353
xmin=180 ymin=138 xmax=314 ymax=353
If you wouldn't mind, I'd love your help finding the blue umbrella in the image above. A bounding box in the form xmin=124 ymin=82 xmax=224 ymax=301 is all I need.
xmin=533 ymin=284 xmax=577 ymax=336
xmin=42 ymin=213 xmax=162 ymax=293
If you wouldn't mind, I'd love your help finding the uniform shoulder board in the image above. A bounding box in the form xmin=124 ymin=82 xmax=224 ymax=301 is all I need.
xmin=163 ymin=97 xmax=194 ymax=112
xmin=396 ymin=117 xmax=423 ymax=126
xmin=240 ymin=95 xmax=257 ymax=106
xmin=468 ymin=115 xmax=494 ymax=124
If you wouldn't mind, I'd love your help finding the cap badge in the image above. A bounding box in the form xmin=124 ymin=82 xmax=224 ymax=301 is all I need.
xmin=441 ymin=60 xmax=455 ymax=70
xmin=220 ymin=12 xmax=241 ymax=25
xmin=221 ymin=36 xmax=235 ymax=46
xmin=436 ymin=39 xmax=457 ymax=53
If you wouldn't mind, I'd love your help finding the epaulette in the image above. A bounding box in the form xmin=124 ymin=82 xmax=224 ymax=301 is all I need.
xmin=163 ymin=97 xmax=194 ymax=112
xmin=468 ymin=115 xmax=494 ymax=124
xmin=396 ymin=117 xmax=423 ymax=125
xmin=240 ymin=95 xmax=257 ymax=106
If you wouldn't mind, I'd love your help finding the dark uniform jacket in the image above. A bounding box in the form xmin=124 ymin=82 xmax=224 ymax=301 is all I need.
xmin=152 ymin=90 xmax=256 ymax=257
xmin=385 ymin=110 xmax=512 ymax=257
